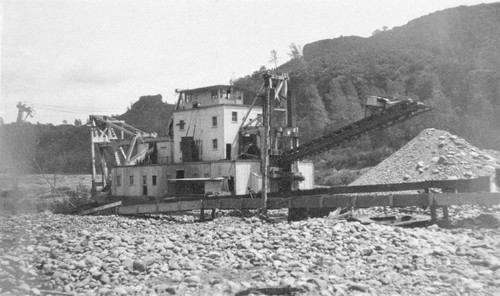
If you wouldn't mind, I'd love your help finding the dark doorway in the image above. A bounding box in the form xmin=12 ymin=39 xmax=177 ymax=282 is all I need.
xmin=176 ymin=170 xmax=185 ymax=179
xmin=226 ymin=144 xmax=231 ymax=159
xmin=228 ymin=176 xmax=235 ymax=195
xmin=142 ymin=175 xmax=148 ymax=196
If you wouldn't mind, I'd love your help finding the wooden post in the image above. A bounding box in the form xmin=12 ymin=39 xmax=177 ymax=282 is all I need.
xmin=91 ymin=142 xmax=97 ymax=193
xmin=99 ymin=147 xmax=108 ymax=188
xmin=200 ymin=200 xmax=205 ymax=222
xmin=261 ymin=74 xmax=271 ymax=216
xmin=199 ymin=209 xmax=205 ymax=222
xmin=286 ymin=87 xmax=293 ymax=128
xmin=442 ymin=206 xmax=449 ymax=221
xmin=430 ymin=200 xmax=437 ymax=223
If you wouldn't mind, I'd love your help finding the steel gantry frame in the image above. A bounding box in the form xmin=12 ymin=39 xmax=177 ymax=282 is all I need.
xmin=89 ymin=115 xmax=157 ymax=193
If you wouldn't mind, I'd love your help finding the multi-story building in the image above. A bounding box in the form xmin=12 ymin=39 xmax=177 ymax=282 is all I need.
xmin=111 ymin=85 xmax=314 ymax=198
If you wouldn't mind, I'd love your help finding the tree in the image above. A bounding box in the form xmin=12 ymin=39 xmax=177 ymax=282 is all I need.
xmin=62 ymin=120 xmax=68 ymax=124
xmin=74 ymin=119 xmax=82 ymax=126
xmin=296 ymin=84 xmax=328 ymax=142
xmin=269 ymin=49 xmax=279 ymax=68
xmin=324 ymin=77 xmax=363 ymax=130
xmin=288 ymin=43 xmax=302 ymax=59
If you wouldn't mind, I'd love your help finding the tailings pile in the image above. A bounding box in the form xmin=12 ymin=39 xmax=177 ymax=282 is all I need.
xmin=352 ymin=128 xmax=500 ymax=186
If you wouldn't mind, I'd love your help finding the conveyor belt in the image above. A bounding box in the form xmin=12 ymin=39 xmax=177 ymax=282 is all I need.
xmin=278 ymin=100 xmax=431 ymax=164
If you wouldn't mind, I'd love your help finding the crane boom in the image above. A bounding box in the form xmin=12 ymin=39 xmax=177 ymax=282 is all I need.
xmin=277 ymin=100 xmax=431 ymax=164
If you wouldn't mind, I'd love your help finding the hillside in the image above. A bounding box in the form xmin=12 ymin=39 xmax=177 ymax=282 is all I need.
xmin=304 ymin=4 xmax=500 ymax=71
xmin=0 ymin=96 xmax=175 ymax=174
xmin=236 ymin=3 xmax=500 ymax=182
xmin=117 ymin=95 xmax=175 ymax=137
xmin=1 ymin=3 xmax=499 ymax=176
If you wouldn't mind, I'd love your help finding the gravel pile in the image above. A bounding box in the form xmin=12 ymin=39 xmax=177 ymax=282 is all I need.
xmin=352 ymin=128 xmax=500 ymax=185
xmin=1 ymin=211 xmax=500 ymax=295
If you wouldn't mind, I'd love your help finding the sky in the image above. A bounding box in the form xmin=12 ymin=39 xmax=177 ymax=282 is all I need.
xmin=1 ymin=0 xmax=497 ymax=124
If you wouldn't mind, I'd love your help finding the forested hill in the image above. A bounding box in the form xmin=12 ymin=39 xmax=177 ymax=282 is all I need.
xmin=1 ymin=3 xmax=499 ymax=175
xmin=117 ymin=94 xmax=175 ymax=137
xmin=235 ymin=3 xmax=500 ymax=175
xmin=0 ymin=95 xmax=175 ymax=174
xmin=304 ymin=3 xmax=500 ymax=68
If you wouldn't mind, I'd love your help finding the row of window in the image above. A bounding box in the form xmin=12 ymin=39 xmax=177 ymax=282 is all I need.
xmin=185 ymin=89 xmax=241 ymax=102
xmin=116 ymin=175 xmax=157 ymax=187
xmin=178 ymin=112 xmax=238 ymax=131
xmin=179 ymin=139 xmax=220 ymax=150
xmin=116 ymin=172 xmax=216 ymax=187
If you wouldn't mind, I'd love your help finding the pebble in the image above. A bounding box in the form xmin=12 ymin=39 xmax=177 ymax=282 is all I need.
xmin=133 ymin=260 xmax=146 ymax=272
xmin=0 ymin=209 xmax=499 ymax=295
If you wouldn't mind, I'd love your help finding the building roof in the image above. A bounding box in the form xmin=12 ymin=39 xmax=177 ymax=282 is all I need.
xmin=173 ymin=103 xmax=262 ymax=113
xmin=180 ymin=85 xmax=244 ymax=94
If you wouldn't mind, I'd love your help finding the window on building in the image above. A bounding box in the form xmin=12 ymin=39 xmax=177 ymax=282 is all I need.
xmin=235 ymin=91 xmax=242 ymax=100
xmin=178 ymin=120 xmax=185 ymax=130
xmin=211 ymin=89 xmax=218 ymax=99
xmin=232 ymin=111 xmax=238 ymax=122
xmin=212 ymin=116 xmax=217 ymax=127
xmin=129 ymin=176 xmax=134 ymax=186
xmin=152 ymin=175 xmax=157 ymax=186
xmin=143 ymin=175 xmax=147 ymax=185
xmin=116 ymin=175 xmax=121 ymax=186
xmin=212 ymin=139 xmax=218 ymax=150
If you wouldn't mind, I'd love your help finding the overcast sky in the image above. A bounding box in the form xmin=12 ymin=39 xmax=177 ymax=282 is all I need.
xmin=1 ymin=0 xmax=496 ymax=124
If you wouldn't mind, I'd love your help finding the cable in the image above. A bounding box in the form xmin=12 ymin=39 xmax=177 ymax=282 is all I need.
xmin=34 ymin=106 xmax=124 ymax=114
xmin=13 ymin=123 xmax=77 ymax=209
xmin=33 ymin=103 xmax=123 ymax=110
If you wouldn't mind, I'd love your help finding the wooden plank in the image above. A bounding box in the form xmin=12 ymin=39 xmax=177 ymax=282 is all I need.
xmin=455 ymin=177 xmax=491 ymax=193
xmin=392 ymin=194 xmax=429 ymax=207
xmin=322 ymin=195 xmax=355 ymax=208
xmin=220 ymin=198 xmax=242 ymax=209
xmin=268 ymin=198 xmax=290 ymax=209
xmin=242 ymin=198 xmax=261 ymax=209
xmin=433 ymin=193 xmax=500 ymax=206
xmin=154 ymin=177 xmax=491 ymax=205
xmin=202 ymin=199 xmax=220 ymax=209
xmin=115 ymin=191 xmax=500 ymax=216
xmin=118 ymin=205 xmax=140 ymax=215
xmin=291 ymin=195 xmax=323 ymax=208
xmin=135 ymin=204 xmax=158 ymax=214
xmin=158 ymin=202 xmax=180 ymax=212
xmin=178 ymin=200 xmax=202 ymax=211
xmin=271 ymin=176 xmax=490 ymax=197
xmin=355 ymin=195 xmax=390 ymax=208
xmin=79 ymin=201 xmax=122 ymax=215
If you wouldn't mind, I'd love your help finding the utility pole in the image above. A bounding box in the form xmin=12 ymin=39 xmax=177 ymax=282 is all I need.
xmin=16 ymin=102 xmax=33 ymax=124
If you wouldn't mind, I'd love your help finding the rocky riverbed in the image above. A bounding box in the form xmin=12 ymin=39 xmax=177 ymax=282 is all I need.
xmin=1 ymin=208 xmax=500 ymax=296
